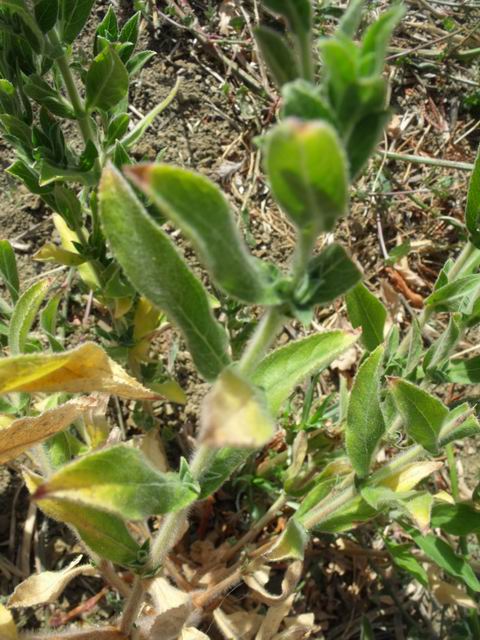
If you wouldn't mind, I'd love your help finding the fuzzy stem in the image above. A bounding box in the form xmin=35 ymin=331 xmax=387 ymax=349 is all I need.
xmin=119 ymin=575 xmax=144 ymax=635
xmin=239 ymin=307 xmax=284 ymax=375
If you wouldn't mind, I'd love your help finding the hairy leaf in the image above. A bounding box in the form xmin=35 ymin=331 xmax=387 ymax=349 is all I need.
xmin=9 ymin=279 xmax=50 ymax=354
xmin=346 ymin=283 xmax=386 ymax=351
xmin=254 ymin=27 xmax=300 ymax=88
xmin=126 ymin=164 xmax=279 ymax=304
xmin=0 ymin=342 xmax=158 ymax=399
xmin=252 ymin=330 xmax=358 ymax=414
xmin=466 ymin=144 xmax=480 ymax=246
xmin=425 ymin=274 xmax=480 ymax=314
xmin=390 ymin=380 xmax=448 ymax=454
xmin=24 ymin=469 xmax=141 ymax=567
xmin=0 ymin=240 xmax=19 ymax=303
xmin=200 ymin=369 xmax=275 ymax=448
xmin=265 ymin=119 xmax=349 ymax=232
xmin=198 ymin=448 xmax=250 ymax=499
xmin=34 ymin=445 xmax=200 ymax=520
xmin=99 ymin=165 xmax=230 ymax=381
xmin=60 ymin=0 xmax=95 ymax=43
xmin=86 ymin=46 xmax=129 ymax=112
xmin=346 ymin=346 xmax=385 ymax=478
xmin=0 ymin=397 xmax=98 ymax=464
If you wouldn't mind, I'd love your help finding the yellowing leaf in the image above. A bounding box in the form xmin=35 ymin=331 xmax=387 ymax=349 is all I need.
xmin=0 ymin=396 xmax=98 ymax=464
xmin=53 ymin=214 xmax=100 ymax=290
xmin=8 ymin=557 xmax=96 ymax=608
xmin=434 ymin=491 xmax=455 ymax=504
xmin=0 ymin=342 xmax=158 ymax=399
xmin=200 ymin=368 xmax=276 ymax=448
xmin=34 ymin=243 xmax=86 ymax=267
xmin=0 ymin=604 xmax=17 ymax=640
xmin=380 ymin=461 xmax=442 ymax=492
xmin=150 ymin=380 xmax=187 ymax=405
xmin=404 ymin=493 xmax=433 ymax=533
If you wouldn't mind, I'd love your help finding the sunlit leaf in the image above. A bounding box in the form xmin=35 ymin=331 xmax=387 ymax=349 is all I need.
xmin=0 ymin=397 xmax=98 ymax=464
xmin=0 ymin=342 xmax=158 ymax=399
xmin=200 ymin=368 xmax=275 ymax=448
xmin=252 ymin=330 xmax=358 ymax=414
xmin=34 ymin=445 xmax=200 ymax=519
xmin=9 ymin=279 xmax=50 ymax=354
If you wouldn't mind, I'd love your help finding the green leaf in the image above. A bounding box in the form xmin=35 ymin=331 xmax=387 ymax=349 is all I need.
xmin=9 ymin=279 xmax=50 ymax=355
xmin=281 ymin=80 xmax=335 ymax=123
xmin=198 ymin=448 xmax=250 ymax=499
xmin=431 ymin=503 xmax=480 ymax=536
xmin=438 ymin=403 xmax=480 ymax=447
xmin=466 ymin=144 xmax=480 ymax=246
xmin=404 ymin=316 xmax=422 ymax=376
xmin=126 ymin=164 xmax=279 ymax=304
xmin=200 ymin=368 xmax=275 ymax=448
xmin=59 ymin=0 xmax=95 ymax=43
xmin=346 ymin=346 xmax=385 ymax=478
xmin=346 ymin=111 xmax=390 ymax=179
xmin=24 ymin=75 xmax=75 ymax=119
xmin=120 ymin=80 xmax=178 ymax=147
xmin=390 ymin=379 xmax=448 ymax=453
xmin=385 ymin=540 xmax=428 ymax=587
xmin=1 ymin=0 xmax=44 ymax=52
xmin=37 ymin=160 xmax=97 ymax=187
xmin=254 ymin=26 xmax=300 ymax=88
xmin=86 ymin=45 xmax=129 ymax=112
xmin=99 ymin=165 xmax=230 ymax=381
xmin=308 ymin=494 xmax=376 ymax=533
xmin=297 ymin=243 xmax=362 ymax=307
xmin=338 ymin=0 xmax=363 ymax=38
xmin=125 ymin=50 xmax=155 ymax=76
xmin=446 ymin=356 xmax=480 ymax=384
xmin=360 ymin=5 xmax=406 ymax=76
xmin=405 ymin=526 xmax=480 ymax=592
xmin=360 ymin=617 xmax=374 ymax=640
xmin=265 ymin=119 xmax=349 ymax=232
xmin=425 ymin=275 xmax=480 ymax=315
xmin=26 ymin=469 xmax=142 ymax=567
xmin=262 ymin=0 xmax=312 ymax=39
xmin=423 ymin=314 xmax=460 ymax=373
xmin=119 ymin=11 xmax=140 ymax=46
xmin=252 ymin=330 xmax=358 ymax=414
xmin=40 ymin=293 xmax=63 ymax=352
xmin=0 ymin=240 xmax=19 ymax=304
xmin=107 ymin=113 xmax=130 ymax=146
xmin=267 ymin=518 xmax=309 ymax=561
xmin=34 ymin=0 xmax=58 ymax=32
xmin=34 ymin=445 xmax=200 ymax=520
xmin=346 ymin=283 xmax=386 ymax=351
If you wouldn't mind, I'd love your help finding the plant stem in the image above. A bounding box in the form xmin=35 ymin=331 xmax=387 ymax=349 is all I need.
xmin=381 ymin=150 xmax=474 ymax=171
xmin=119 ymin=575 xmax=144 ymax=635
xmin=239 ymin=307 xmax=284 ymax=375
xmin=47 ymin=31 xmax=97 ymax=147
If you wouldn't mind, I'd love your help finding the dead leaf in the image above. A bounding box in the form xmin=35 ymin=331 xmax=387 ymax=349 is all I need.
xmin=0 ymin=604 xmax=17 ymax=640
xmin=8 ymin=557 xmax=96 ymax=608
xmin=148 ymin=576 xmax=191 ymax=614
xmin=181 ymin=629 xmax=211 ymax=640
xmin=148 ymin=602 xmax=194 ymax=640
xmin=214 ymin=608 xmax=263 ymax=640
xmin=218 ymin=0 xmax=236 ymax=34
xmin=0 ymin=397 xmax=98 ymax=464
xmin=428 ymin=567 xmax=476 ymax=608
xmin=243 ymin=561 xmax=303 ymax=606
xmin=0 ymin=342 xmax=158 ymax=399
xmin=24 ymin=628 xmax=127 ymax=639
xmin=255 ymin=595 xmax=295 ymax=640
xmin=139 ymin=430 xmax=168 ymax=472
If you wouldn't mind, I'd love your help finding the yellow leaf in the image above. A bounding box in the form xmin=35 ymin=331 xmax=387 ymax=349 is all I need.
xmin=380 ymin=461 xmax=442 ymax=492
xmin=0 ymin=604 xmax=17 ymax=639
xmin=200 ymin=368 xmax=276 ymax=448
xmin=34 ymin=243 xmax=86 ymax=267
xmin=53 ymin=214 xmax=100 ymax=290
xmin=0 ymin=342 xmax=158 ymax=399
xmin=114 ymin=297 xmax=133 ymax=319
xmin=404 ymin=493 xmax=433 ymax=533
xmin=434 ymin=491 xmax=455 ymax=504
xmin=0 ymin=397 xmax=98 ymax=464
xmin=150 ymin=380 xmax=187 ymax=405
xmin=8 ymin=557 xmax=96 ymax=608
xmin=134 ymin=297 xmax=162 ymax=342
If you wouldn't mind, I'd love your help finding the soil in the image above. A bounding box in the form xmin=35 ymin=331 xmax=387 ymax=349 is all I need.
xmin=2 ymin=0 xmax=480 ymax=638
